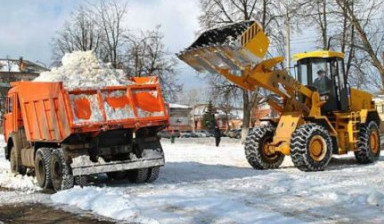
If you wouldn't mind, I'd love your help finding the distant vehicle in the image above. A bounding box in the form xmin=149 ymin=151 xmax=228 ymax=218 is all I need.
xmin=181 ymin=130 xmax=199 ymax=138
xmin=158 ymin=130 xmax=180 ymax=139
xmin=228 ymin=129 xmax=241 ymax=138
xmin=195 ymin=130 xmax=212 ymax=137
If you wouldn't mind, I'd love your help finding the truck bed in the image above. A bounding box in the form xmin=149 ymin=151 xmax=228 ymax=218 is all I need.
xmin=11 ymin=77 xmax=168 ymax=142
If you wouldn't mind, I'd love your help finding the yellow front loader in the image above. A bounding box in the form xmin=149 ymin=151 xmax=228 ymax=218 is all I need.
xmin=178 ymin=21 xmax=381 ymax=171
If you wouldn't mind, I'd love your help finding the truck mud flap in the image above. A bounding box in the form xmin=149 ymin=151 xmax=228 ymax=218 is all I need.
xmin=71 ymin=149 xmax=164 ymax=176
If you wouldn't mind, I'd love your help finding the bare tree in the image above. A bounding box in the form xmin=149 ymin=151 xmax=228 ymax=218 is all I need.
xmin=336 ymin=0 xmax=384 ymax=90
xmin=51 ymin=5 xmax=101 ymax=65
xmin=124 ymin=27 xmax=182 ymax=102
xmin=94 ymin=0 xmax=128 ymax=68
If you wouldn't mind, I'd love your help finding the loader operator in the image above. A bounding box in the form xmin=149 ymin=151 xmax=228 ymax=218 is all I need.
xmin=313 ymin=70 xmax=331 ymax=95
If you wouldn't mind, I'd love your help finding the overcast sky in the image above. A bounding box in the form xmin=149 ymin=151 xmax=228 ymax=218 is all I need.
xmin=0 ymin=0 xmax=317 ymax=91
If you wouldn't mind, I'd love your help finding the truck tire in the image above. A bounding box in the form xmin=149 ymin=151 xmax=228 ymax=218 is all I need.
xmin=290 ymin=123 xmax=333 ymax=171
xmin=127 ymin=168 xmax=148 ymax=183
xmin=355 ymin=121 xmax=381 ymax=164
xmin=10 ymin=146 xmax=26 ymax=175
xmin=245 ymin=125 xmax=284 ymax=169
xmin=107 ymin=171 xmax=127 ymax=180
xmin=75 ymin=175 xmax=89 ymax=187
xmin=35 ymin=148 xmax=52 ymax=189
xmin=146 ymin=167 xmax=160 ymax=183
xmin=50 ymin=149 xmax=74 ymax=191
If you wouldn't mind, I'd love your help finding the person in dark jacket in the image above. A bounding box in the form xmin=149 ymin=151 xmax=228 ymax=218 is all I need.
xmin=214 ymin=126 xmax=221 ymax=147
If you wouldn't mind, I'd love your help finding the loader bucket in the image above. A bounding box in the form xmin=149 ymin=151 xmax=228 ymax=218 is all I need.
xmin=177 ymin=21 xmax=269 ymax=73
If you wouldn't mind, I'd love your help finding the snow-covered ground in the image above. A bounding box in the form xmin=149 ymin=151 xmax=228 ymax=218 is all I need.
xmin=2 ymin=136 xmax=384 ymax=223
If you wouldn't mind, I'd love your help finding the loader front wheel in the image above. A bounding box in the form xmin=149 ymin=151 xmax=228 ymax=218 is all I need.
xmin=50 ymin=149 xmax=74 ymax=191
xmin=35 ymin=148 xmax=52 ymax=189
xmin=355 ymin=121 xmax=381 ymax=164
xmin=290 ymin=123 xmax=333 ymax=171
xmin=245 ymin=125 xmax=284 ymax=169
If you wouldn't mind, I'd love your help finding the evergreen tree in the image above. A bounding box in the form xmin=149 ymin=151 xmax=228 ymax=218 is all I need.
xmin=202 ymin=101 xmax=216 ymax=130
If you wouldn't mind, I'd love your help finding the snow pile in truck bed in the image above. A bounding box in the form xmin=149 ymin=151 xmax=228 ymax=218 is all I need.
xmin=34 ymin=51 xmax=132 ymax=89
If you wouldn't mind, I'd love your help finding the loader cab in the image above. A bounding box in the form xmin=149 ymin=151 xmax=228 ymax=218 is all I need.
xmin=295 ymin=51 xmax=349 ymax=112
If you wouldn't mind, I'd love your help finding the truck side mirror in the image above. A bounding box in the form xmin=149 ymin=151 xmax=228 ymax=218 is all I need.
xmin=293 ymin=64 xmax=298 ymax=80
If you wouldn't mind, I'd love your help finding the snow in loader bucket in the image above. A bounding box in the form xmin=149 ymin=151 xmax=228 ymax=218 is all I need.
xmin=177 ymin=21 xmax=269 ymax=73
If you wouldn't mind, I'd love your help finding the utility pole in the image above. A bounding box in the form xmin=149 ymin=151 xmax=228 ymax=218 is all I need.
xmin=285 ymin=3 xmax=291 ymax=74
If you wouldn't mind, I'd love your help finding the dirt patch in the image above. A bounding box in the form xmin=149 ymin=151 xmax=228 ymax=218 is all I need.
xmin=0 ymin=203 xmax=114 ymax=224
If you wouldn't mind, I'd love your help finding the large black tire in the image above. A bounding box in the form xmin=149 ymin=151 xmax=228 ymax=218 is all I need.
xmin=10 ymin=146 xmax=26 ymax=175
xmin=146 ymin=167 xmax=160 ymax=183
xmin=355 ymin=121 xmax=381 ymax=164
xmin=75 ymin=175 xmax=89 ymax=187
xmin=290 ymin=123 xmax=333 ymax=171
xmin=127 ymin=168 xmax=149 ymax=183
xmin=107 ymin=171 xmax=127 ymax=180
xmin=50 ymin=149 xmax=74 ymax=191
xmin=35 ymin=148 xmax=52 ymax=189
xmin=245 ymin=125 xmax=284 ymax=169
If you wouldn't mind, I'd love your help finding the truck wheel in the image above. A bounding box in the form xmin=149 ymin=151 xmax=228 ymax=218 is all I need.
xmin=127 ymin=168 xmax=148 ymax=183
xmin=35 ymin=148 xmax=52 ymax=189
xmin=146 ymin=167 xmax=160 ymax=183
xmin=50 ymin=149 xmax=74 ymax=191
xmin=245 ymin=125 xmax=284 ymax=169
xmin=290 ymin=123 xmax=333 ymax=171
xmin=10 ymin=146 xmax=26 ymax=175
xmin=75 ymin=175 xmax=89 ymax=187
xmin=107 ymin=171 xmax=127 ymax=180
xmin=355 ymin=121 xmax=381 ymax=164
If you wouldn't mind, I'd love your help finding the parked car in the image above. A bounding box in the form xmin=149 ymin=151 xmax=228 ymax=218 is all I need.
xmin=195 ymin=130 xmax=212 ymax=137
xmin=157 ymin=130 xmax=180 ymax=139
xmin=228 ymin=129 xmax=241 ymax=138
xmin=180 ymin=130 xmax=199 ymax=138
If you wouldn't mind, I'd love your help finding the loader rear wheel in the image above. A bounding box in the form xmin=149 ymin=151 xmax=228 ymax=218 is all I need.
xmin=35 ymin=148 xmax=52 ymax=189
xmin=10 ymin=146 xmax=26 ymax=175
xmin=50 ymin=149 xmax=74 ymax=191
xmin=290 ymin=123 xmax=333 ymax=171
xmin=355 ymin=121 xmax=381 ymax=164
xmin=127 ymin=168 xmax=149 ymax=183
xmin=245 ymin=125 xmax=284 ymax=169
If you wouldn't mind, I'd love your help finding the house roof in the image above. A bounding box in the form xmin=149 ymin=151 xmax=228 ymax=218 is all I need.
xmin=0 ymin=59 xmax=49 ymax=74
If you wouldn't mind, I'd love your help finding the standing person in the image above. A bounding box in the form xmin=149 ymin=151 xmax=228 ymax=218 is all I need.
xmin=170 ymin=130 xmax=175 ymax=144
xmin=214 ymin=126 xmax=221 ymax=147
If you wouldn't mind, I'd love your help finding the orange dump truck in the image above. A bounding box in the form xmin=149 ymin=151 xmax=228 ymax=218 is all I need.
xmin=2 ymin=77 xmax=168 ymax=191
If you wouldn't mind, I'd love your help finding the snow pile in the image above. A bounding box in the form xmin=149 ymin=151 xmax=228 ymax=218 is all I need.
xmin=51 ymin=186 xmax=158 ymax=223
xmin=34 ymin=51 xmax=132 ymax=89
xmin=0 ymin=136 xmax=40 ymax=192
xmin=49 ymin=138 xmax=384 ymax=223
xmin=0 ymin=171 xmax=40 ymax=192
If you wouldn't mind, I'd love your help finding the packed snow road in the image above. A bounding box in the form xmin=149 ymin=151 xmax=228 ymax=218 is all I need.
xmin=1 ymin=136 xmax=384 ymax=223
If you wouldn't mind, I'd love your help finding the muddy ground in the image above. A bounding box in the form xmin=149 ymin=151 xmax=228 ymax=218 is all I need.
xmin=0 ymin=188 xmax=114 ymax=224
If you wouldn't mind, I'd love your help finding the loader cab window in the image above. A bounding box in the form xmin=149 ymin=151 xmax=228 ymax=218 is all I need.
xmin=297 ymin=57 xmax=348 ymax=112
